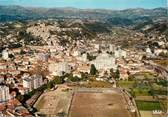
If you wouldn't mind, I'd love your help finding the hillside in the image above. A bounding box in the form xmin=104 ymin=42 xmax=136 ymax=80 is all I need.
xmin=0 ymin=6 xmax=167 ymax=52
xmin=0 ymin=6 xmax=167 ymax=24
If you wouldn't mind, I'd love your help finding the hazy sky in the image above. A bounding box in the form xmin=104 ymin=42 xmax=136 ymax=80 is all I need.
xmin=0 ymin=0 xmax=167 ymax=9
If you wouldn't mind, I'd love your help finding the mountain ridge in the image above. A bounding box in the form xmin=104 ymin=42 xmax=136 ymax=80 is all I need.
xmin=0 ymin=5 xmax=167 ymax=22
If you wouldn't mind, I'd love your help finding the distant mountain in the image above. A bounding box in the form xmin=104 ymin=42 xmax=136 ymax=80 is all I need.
xmin=0 ymin=6 xmax=167 ymax=23
xmin=134 ymin=17 xmax=168 ymax=37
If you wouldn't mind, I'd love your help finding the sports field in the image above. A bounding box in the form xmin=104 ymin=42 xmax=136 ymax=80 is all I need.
xmin=35 ymin=86 xmax=133 ymax=117
xmin=68 ymin=88 xmax=132 ymax=117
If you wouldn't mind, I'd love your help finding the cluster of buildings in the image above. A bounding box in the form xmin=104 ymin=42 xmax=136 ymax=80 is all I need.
xmin=22 ymin=74 xmax=43 ymax=94
xmin=0 ymin=85 xmax=32 ymax=116
xmin=144 ymin=40 xmax=168 ymax=58
xmin=0 ymin=47 xmax=46 ymax=116
xmin=0 ymin=21 xmax=166 ymax=116
xmin=0 ymin=98 xmax=32 ymax=116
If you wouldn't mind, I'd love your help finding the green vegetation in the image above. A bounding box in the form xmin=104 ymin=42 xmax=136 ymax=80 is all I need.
xmin=152 ymin=82 xmax=168 ymax=95
xmin=136 ymin=100 xmax=162 ymax=111
xmin=119 ymin=71 xmax=167 ymax=99
xmin=16 ymin=84 xmax=48 ymax=103
xmin=67 ymin=73 xmax=81 ymax=82
xmin=81 ymin=72 xmax=89 ymax=80
xmin=107 ymin=17 xmax=133 ymax=26
xmin=153 ymin=89 xmax=168 ymax=95
xmin=87 ymin=53 xmax=96 ymax=61
xmin=47 ymin=76 xmax=65 ymax=89
xmin=90 ymin=64 xmax=97 ymax=75
xmin=133 ymin=72 xmax=157 ymax=80
xmin=115 ymin=69 xmax=120 ymax=79
xmin=131 ymin=88 xmax=151 ymax=97
xmin=18 ymin=30 xmax=42 ymax=45
xmin=118 ymin=80 xmax=135 ymax=89
xmin=118 ymin=72 xmax=167 ymax=112
xmin=20 ymin=49 xmax=26 ymax=55
xmin=85 ymin=22 xmax=110 ymax=33
xmin=110 ymin=68 xmax=120 ymax=80
xmin=129 ymin=80 xmax=155 ymax=97
xmin=156 ymin=79 xmax=168 ymax=87
xmin=17 ymin=76 xmax=65 ymax=103
xmin=159 ymin=52 xmax=168 ymax=58
xmin=118 ymin=71 xmax=167 ymax=97
xmin=81 ymin=80 xmax=112 ymax=88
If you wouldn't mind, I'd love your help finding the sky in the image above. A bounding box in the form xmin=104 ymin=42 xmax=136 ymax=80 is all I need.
xmin=0 ymin=0 xmax=167 ymax=9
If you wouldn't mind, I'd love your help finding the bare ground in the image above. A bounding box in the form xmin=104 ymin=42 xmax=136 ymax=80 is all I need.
xmin=69 ymin=89 xmax=131 ymax=117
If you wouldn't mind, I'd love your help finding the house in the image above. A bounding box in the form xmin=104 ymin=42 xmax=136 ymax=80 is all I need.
xmin=2 ymin=49 xmax=9 ymax=60
xmin=119 ymin=67 xmax=129 ymax=80
xmin=77 ymin=64 xmax=90 ymax=73
xmin=0 ymin=75 xmax=4 ymax=83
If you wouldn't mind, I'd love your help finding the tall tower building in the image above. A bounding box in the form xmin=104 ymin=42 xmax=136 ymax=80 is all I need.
xmin=0 ymin=85 xmax=10 ymax=103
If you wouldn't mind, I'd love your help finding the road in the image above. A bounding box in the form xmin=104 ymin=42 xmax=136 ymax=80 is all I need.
xmin=143 ymin=60 xmax=168 ymax=79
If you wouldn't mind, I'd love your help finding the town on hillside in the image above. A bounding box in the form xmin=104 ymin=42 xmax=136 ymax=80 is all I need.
xmin=0 ymin=5 xmax=168 ymax=117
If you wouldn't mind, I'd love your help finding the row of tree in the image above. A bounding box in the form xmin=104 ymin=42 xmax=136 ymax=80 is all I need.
xmin=90 ymin=64 xmax=120 ymax=79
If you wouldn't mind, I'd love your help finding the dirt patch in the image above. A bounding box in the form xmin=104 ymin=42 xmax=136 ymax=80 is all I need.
xmin=34 ymin=85 xmax=73 ymax=116
xmin=69 ymin=90 xmax=131 ymax=117
xmin=35 ymin=86 xmax=133 ymax=117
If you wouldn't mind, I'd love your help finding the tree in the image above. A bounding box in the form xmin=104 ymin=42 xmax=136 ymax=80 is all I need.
xmin=130 ymin=88 xmax=136 ymax=98
xmin=16 ymin=94 xmax=24 ymax=103
xmin=128 ymin=75 xmax=135 ymax=81
xmin=47 ymin=81 xmax=54 ymax=90
xmin=159 ymin=52 xmax=168 ymax=58
xmin=9 ymin=54 xmax=14 ymax=58
xmin=90 ymin=64 xmax=97 ymax=75
xmin=81 ymin=72 xmax=88 ymax=80
xmin=87 ymin=53 xmax=96 ymax=61
xmin=110 ymin=68 xmax=115 ymax=78
xmin=20 ymin=49 xmax=26 ymax=55
xmin=53 ymin=76 xmax=64 ymax=84
xmin=115 ymin=69 xmax=120 ymax=79
xmin=71 ymin=76 xmax=80 ymax=82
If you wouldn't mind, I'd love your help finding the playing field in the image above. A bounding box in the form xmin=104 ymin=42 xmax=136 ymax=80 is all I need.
xmin=35 ymin=86 xmax=133 ymax=117
xmin=68 ymin=88 xmax=131 ymax=117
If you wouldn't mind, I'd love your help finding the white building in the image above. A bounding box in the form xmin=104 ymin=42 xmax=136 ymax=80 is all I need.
xmin=0 ymin=85 xmax=10 ymax=103
xmin=146 ymin=47 xmax=154 ymax=58
xmin=77 ymin=53 xmax=88 ymax=62
xmin=91 ymin=52 xmax=117 ymax=71
xmin=115 ymin=48 xmax=127 ymax=58
xmin=36 ymin=53 xmax=49 ymax=61
xmin=23 ymin=77 xmax=33 ymax=91
xmin=109 ymin=44 xmax=116 ymax=52
xmin=32 ymin=75 xmax=43 ymax=89
xmin=73 ymin=50 xmax=81 ymax=57
xmin=146 ymin=47 xmax=152 ymax=54
xmin=0 ymin=76 xmax=4 ymax=83
xmin=2 ymin=49 xmax=9 ymax=60
xmin=49 ymin=62 xmax=71 ymax=76
xmin=94 ymin=44 xmax=100 ymax=50
xmin=23 ymin=74 xmax=43 ymax=92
